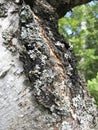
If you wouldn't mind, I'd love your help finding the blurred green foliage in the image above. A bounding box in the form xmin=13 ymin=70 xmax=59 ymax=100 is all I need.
xmin=58 ymin=1 xmax=98 ymax=105
xmin=88 ymin=73 xmax=98 ymax=106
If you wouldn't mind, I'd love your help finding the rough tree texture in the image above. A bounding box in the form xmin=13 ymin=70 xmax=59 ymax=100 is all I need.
xmin=0 ymin=0 xmax=98 ymax=130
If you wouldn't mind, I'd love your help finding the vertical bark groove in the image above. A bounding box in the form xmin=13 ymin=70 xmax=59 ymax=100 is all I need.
xmin=0 ymin=0 xmax=97 ymax=130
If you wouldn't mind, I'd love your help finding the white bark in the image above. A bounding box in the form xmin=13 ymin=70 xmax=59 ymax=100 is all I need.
xmin=0 ymin=0 xmax=98 ymax=130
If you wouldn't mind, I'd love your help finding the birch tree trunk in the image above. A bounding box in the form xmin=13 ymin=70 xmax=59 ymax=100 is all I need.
xmin=0 ymin=0 xmax=98 ymax=130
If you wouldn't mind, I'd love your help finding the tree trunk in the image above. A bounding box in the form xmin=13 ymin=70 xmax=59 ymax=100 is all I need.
xmin=0 ymin=0 xmax=98 ymax=130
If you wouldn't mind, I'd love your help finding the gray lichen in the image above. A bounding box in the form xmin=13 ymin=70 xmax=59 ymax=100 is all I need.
xmin=0 ymin=0 xmax=98 ymax=130
xmin=19 ymin=5 xmax=73 ymax=117
xmin=19 ymin=5 xmax=98 ymax=126
xmin=0 ymin=3 xmax=7 ymax=17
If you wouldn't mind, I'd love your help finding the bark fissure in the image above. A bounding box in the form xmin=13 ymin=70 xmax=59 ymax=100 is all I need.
xmin=0 ymin=0 xmax=98 ymax=130
xmin=19 ymin=0 xmax=98 ymax=128
xmin=19 ymin=1 xmax=98 ymax=128
xmin=36 ymin=16 xmax=66 ymax=79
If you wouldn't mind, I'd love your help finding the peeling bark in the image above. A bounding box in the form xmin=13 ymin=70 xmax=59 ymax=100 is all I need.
xmin=0 ymin=0 xmax=98 ymax=130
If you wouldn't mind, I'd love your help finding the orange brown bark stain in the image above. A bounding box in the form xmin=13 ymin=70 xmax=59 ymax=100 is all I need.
xmin=34 ymin=14 xmax=65 ymax=81
xmin=54 ymin=127 xmax=59 ymax=130
xmin=33 ymin=13 xmax=80 ymax=123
